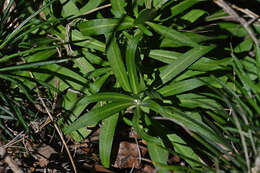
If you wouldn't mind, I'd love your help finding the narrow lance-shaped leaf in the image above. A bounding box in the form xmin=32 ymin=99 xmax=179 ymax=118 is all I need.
xmin=153 ymin=0 xmax=169 ymax=8
xmin=167 ymin=134 xmax=201 ymax=167
xmin=147 ymin=22 xmax=199 ymax=47
xmin=60 ymin=0 xmax=81 ymax=17
xmin=11 ymin=103 xmax=29 ymax=133
xmin=64 ymin=101 xmax=134 ymax=134
xmin=0 ymin=46 xmax=57 ymax=63
xmin=147 ymin=142 xmax=169 ymax=173
xmin=77 ymin=92 xmax=136 ymax=106
xmin=80 ymin=0 xmax=105 ymax=13
xmin=126 ymin=35 xmax=142 ymax=94
xmin=72 ymin=30 xmax=106 ymax=52
xmin=0 ymin=74 xmax=34 ymax=103
xmin=78 ymin=17 xmax=134 ymax=36
xmin=89 ymin=73 xmax=111 ymax=93
xmin=255 ymin=44 xmax=260 ymax=82
xmin=134 ymin=9 xmax=158 ymax=25
xmin=170 ymin=0 xmax=201 ymax=17
xmin=107 ymin=36 xmax=132 ymax=92
xmin=1 ymin=0 xmax=15 ymax=27
xmin=0 ymin=58 xmax=70 ymax=72
xmin=149 ymin=49 xmax=181 ymax=64
xmin=158 ymin=78 xmax=205 ymax=97
xmin=232 ymin=54 xmax=260 ymax=94
xmin=111 ymin=0 xmax=127 ymax=17
xmin=160 ymin=45 xmax=215 ymax=83
xmin=99 ymin=113 xmax=119 ymax=168
xmin=143 ymin=99 xmax=224 ymax=144
xmin=132 ymin=106 xmax=161 ymax=144
xmin=0 ymin=0 xmax=56 ymax=49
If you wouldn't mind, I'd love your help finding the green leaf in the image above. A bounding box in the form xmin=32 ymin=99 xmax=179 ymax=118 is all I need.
xmin=218 ymin=22 xmax=247 ymax=37
xmin=149 ymin=49 xmax=181 ymax=64
xmin=1 ymin=0 xmax=15 ymax=27
xmin=132 ymin=107 xmax=161 ymax=144
xmin=126 ymin=35 xmax=142 ymax=94
xmin=25 ymin=48 xmax=57 ymax=62
xmin=80 ymin=0 xmax=105 ymax=14
xmin=61 ymin=91 xmax=92 ymax=142
xmin=170 ymin=0 xmax=201 ymax=17
xmin=74 ymin=55 xmax=95 ymax=72
xmin=160 ymin=32 xmax=226 ymax=48
xmin=0 ymin=58 xmax=70 ymax=72
xmin=160 ymin=45 xmax=215 ymax=83
xmin=190 ymin=57 xmax=232 ymax=71
xmin=60 ymin=0 xmax=80 ymax=17
xmin=78 ymin=17 xmax=134 ymax=36
xmin=143 ymin=99 xmax=223 ymax=144
xmin=147 ymin=142 xmax=169 ymax=173
xmin=78 ymin=92 xmax=136 ymax=105
xmin=88 ymin=68 xmax=112 ymax=79
xmin=82 ymin=49 xmax=107 ymax=65
xmin=158 ymin=78 xmax=205 ymax=96
xmin=99 ymin=113 xmax=119 ymax=168
xmin=234 ymin=38 xmax=253 ymax=53
xmin=0 ymin=46 xmax=57 ymax=63
xmin=153 ymin=0 xmax=169 ymax=8
xmin=89 ymin=73 xmax=111 ymax=93
xmin=111 ymin=0 xmax=127 ymax=17
xmin=153 ymin=163 xmax=205 ymax=173
xmin=11 ymin=104 xmax=29 ymax=133
xmin=107 ymin=36 xmax=132 ymax=92
xmin=0 ymin=74 xmax=34 ymax=103
xmin=147 ymin=22 xmax=199 ymax=47
xmin=26 ymin=63 xmax=88 ymax=92
xmin=177 ymin=93 xmax=222 ymax=110
xmin=167 ymin=134 xmax=200 ymax=167
xmin=181 ymin=9 xmax=206 ymax=23
xmin=134 ymin=9 xmax=157 ymax=25
xmin=232 ymin=54 xmax=260 ymax=94
xmin=64 ymin=101 xmax=134 ymax=134
xmin=137 ymin=24 xmax=153 ymax=36
xmin=72 ymin=30 xmax=106 ymax=52
xmin=0 ymin=0 xmax=55 ymax=49
xmin=255 ymin=44 xmax=260 ymax=81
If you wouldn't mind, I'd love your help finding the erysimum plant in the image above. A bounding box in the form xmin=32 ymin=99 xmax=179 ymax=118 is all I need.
xmin=2 ymin=0 xmax=260 ymax=172
xmin=61 ymin=0 xmax=243 ymax=172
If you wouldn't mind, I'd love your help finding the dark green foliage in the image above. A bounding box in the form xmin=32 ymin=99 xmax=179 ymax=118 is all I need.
xmin=1 ymin=0 xmax=260 ymax=172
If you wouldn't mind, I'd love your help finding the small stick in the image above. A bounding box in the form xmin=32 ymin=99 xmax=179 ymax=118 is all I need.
xmin=213 ymin=0 xmax=259 ymax=46
xmin=231 ymin=4 xmax=259 ymax=20
xmin=21 ymin=56 xmax=77 ymax=173
xmin=35 ymin=83 xmax=77 ymax=173
xmin=70 ymin=4 xmax=112 ymax=20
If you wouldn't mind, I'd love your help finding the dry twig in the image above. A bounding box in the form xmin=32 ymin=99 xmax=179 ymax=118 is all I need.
xmin=213 ymin=0 xmax=259 ymax=46
xmin=32 ymin=77 xmax=78 ymax=173
xmin=21 ymin=56 xmax=77 ymax=173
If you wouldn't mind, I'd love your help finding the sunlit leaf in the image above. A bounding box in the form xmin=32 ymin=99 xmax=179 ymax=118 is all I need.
xmin=78 ymin=17 xmax=134 ymax=36
xmin=160 ymin=45 xmax=215 ymax=83
xmin=64 ymin=101 xmax=134 ymax=134
xmin=111 ymin=0 xmax=127 ymax=17
xmin=107 ymin=35 xmax=132 ymax=92
xmin=99 ymin=113 xmax=119 ymax=167
xmin=147 ymin=22 xmax=199 ymax=47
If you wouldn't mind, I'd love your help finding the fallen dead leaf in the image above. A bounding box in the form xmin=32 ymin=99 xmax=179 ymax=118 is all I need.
xmin=35 ymin=144 xmax=57 ymax=167
xmin=114 ymin=141 xmax=147 ymax=169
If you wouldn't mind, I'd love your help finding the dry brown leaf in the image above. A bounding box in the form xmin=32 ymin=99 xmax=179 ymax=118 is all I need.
xmin=35 ymin=144 xmax=57 ymax=167
xmin=114 ymin=141 xmax=147 ymax=169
